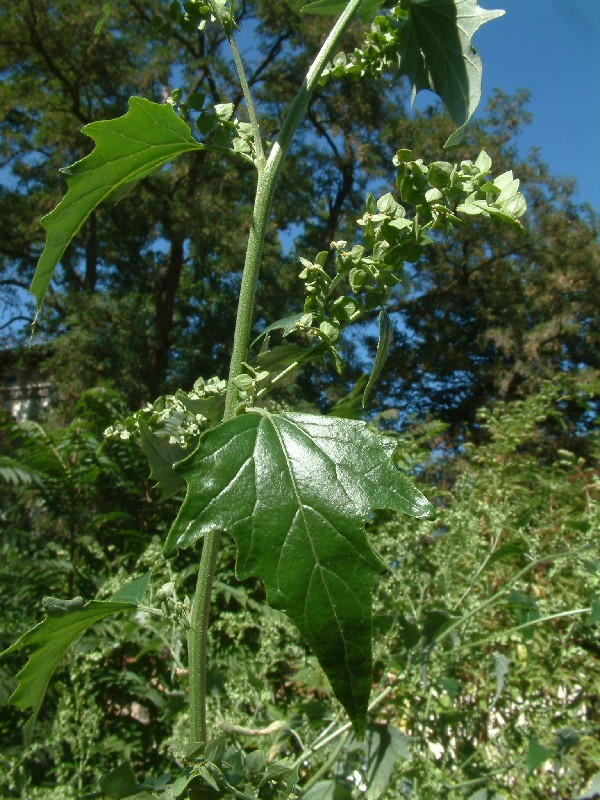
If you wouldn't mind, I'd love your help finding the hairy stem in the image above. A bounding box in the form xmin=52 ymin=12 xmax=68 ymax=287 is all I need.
xmin=228 ymin=34 xmax=265 ymax=168
xmin=189 ymin=0 xmax=364 ymax=748
xmin=223 ymin=0 xmax=363 ymax=416
xmin=188 ymin=530 xmax=221 ymax=745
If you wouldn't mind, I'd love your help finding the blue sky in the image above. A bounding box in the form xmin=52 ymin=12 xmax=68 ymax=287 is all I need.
xmin=473 ymin=0 xmax=599 ymax=211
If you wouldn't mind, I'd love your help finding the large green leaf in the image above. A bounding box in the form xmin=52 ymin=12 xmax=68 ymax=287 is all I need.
xmin=2 ymin=573 xmax=151 ymax=743
xmin=400 ymin=0 xmax=504 ymax=145
xmin=31 ymin=97 xmax=204 ymax=309
xmin=163 ymin=411 xmax=434 ymax=732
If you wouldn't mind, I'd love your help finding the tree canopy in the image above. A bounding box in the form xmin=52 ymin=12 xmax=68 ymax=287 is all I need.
xmin=1 ymin=0 xmax=596 ymax=430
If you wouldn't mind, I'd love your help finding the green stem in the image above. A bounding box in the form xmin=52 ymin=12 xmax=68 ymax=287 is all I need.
xmin=302 ymin=732 xmax=349 ymax=792
xmin=454 ymin=606 xmax=592 ymax=653
xmin=436 ymin=544 xmax=594 ymax=648
xmin=188 ymin=0 xmax=364 ymax=749
xmin=292 ymin=685 xmax=395 ymax=772
xmin=228 ymin=34 xmax=265 ymax=168
xmin=187 ymin=529 xmax=221 ymax=746
xmin=223 ymin=0 xmax=363 ymax=417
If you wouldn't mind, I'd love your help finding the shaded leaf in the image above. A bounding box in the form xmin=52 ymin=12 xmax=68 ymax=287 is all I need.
xmin=2 ymin=573 xmax=150 ymax=743
xmin=31 ymin=97 xmax=204 ymax=309
xmin=304 ymin=780 xmax=353 ymax=800
xmin=99 ymin=762 xmax=141 ymax=799
xmin=0 ymin=455 xmax=40 ymax=486
xmin=590 ymin=596 xmax=600 ymax=625
xmin=138 ymin=419 xmax=187 ymax=500
xmin=399 ymin=0 xmax=504 ymax=145
xmin=363 ymin=724 xmax=411 ymax=799
xmin=363 ymin=310 xmax=394 ymax=406
xmin=164 ymin=411 xmax=434 ymax=732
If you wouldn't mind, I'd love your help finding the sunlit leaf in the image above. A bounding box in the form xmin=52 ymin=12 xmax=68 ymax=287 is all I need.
xmin=31 ymin=98 xmax=205 ymax=310
xmin=577 ymin=772 xmax=600 ymax=800
xmin=490 ymin=651 xmax=509 ymax=708
xmin=526 ymin=736 xmax=554 ymax=773
xmin=2 ymin=573 xmax=151 ymax=743
xmin=164 ymin=410 xmax=434 ymax=732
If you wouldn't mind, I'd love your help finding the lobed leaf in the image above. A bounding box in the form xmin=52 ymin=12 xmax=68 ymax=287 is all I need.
xmin=399 ymin=0 xmax=504 ymax=145
xmin=2 ymin=573 xmax=151 ymax=743
xmin=163 ymin=411 xmax=434 ymax=733
xmin=31 ymin=97 xmax=205 ymax=309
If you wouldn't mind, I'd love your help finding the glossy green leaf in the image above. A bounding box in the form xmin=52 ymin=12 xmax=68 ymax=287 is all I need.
xmin=164 ymin=411 xmax=434 ymax=732
xmin=363 ymin=310 xmax=394 ymax=407
xmin=399 ymin=0 xmax=504 ymax=146
xmin=31 ymin=97 xmax=205 ymax=309
xmin=2 ymin=573 xmax=150 ymax=744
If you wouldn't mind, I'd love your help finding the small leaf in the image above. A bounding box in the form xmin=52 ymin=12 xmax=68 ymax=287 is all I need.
xmin=253 ymin=312 xmax=314 ymax=343
xmin=164 ymin=411 xmax=434 ymax=732
xmin=138 ymin=420 xmax=187 ymax=500
xmin=363 ymin=310 xmax=394 ymax=407
xmin=2 ymin=573 xmax=150 ymax=744
xmin=31 ymin=97 xmax=205 ymax=310
xmin=490 ymin=651 xmax=509 ymax=708
xmin=214 ymin=102 xmax=235 ymax=120
xmin=364 ymin=724 xmax=411 ymax=799
xmin=526 ymin=736 xmax=554 ymax=773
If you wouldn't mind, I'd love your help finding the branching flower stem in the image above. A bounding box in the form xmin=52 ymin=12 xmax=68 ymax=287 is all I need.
xmin=437 ymin=544 xmax=595 ymax=647
xmin=188 ymin=0 xmax=365 ymax=748
xmin=227 ymin=34 xmax=265 ymax=169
